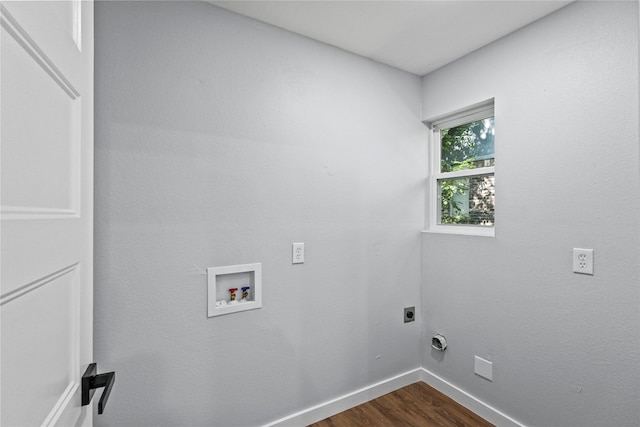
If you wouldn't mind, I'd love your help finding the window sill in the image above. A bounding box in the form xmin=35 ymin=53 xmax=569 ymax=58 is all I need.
xmin=421 ymin=225 xmax=495 ymax=237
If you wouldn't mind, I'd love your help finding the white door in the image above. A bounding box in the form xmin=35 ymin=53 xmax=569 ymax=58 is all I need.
xmin=1 ymin=1 xmax=94 ymax=426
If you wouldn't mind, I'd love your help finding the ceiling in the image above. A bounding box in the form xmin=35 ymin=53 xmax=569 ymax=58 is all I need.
xmin=209 ymin=0 xmax=572 ymax=76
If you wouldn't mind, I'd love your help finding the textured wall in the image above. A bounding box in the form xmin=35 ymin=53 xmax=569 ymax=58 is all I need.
xmin=94 ymin=1 xmax=426 ymax=426
xmin=421 ymin=2 xmax=640 ymax=426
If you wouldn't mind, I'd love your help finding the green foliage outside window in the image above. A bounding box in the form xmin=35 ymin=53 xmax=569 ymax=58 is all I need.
xmin=439 ymin=118 xmax=495 ymax=225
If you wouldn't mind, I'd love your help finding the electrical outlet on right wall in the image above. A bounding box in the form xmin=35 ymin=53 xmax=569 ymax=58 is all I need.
xmin=573 ymin=248 xmax=594 ymax=275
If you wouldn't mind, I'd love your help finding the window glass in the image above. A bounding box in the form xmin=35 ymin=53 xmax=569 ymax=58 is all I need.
xmin=438 ymin=175 xmax=495 ymax=226
xmin=440 ymin=118 xmax=494 ymax=173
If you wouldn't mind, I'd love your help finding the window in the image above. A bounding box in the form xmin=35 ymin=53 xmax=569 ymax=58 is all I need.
xmin=425 ymin=100 xmax=495 ymax=236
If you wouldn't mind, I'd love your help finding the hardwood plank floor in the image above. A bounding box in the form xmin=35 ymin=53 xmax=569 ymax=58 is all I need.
xmin=308 ymin=382 xmax=494 ymax=427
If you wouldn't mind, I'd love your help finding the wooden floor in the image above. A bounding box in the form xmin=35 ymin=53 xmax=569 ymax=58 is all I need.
xmin=308 ymin=382 xmax=494 ymax=427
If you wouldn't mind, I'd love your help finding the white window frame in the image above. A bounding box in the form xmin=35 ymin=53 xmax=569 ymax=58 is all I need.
xmin=423 ymin=99 xmax=495 ymax=237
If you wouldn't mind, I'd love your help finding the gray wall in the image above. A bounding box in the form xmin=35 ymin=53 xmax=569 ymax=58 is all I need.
xmin=421 ymin=2 xmax=640 ymax=427
xmin=94 ymin=1 xmax=425 ymax=426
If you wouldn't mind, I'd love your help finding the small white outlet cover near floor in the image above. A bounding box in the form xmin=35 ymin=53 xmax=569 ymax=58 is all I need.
xmin=474 ymin=356 xmax=493 ymax=381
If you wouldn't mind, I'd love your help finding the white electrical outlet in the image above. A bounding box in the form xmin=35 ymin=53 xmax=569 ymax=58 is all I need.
xmin=573 ymin=248 xmax=594 ymax=275
xmin=292 ymin=243 xmax=304 ymax=264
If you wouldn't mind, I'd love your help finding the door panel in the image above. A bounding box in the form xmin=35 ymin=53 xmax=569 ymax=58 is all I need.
xmin=1 ymin=1 xmax=93 ymax=426
xmin=1 ymin=26 xmax=79 ymax=211
xmin=2 ymin=266 xmax=80 ymax=426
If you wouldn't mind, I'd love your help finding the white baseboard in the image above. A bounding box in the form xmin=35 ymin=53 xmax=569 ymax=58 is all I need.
xmin=264 ymin=368 xmax=423 ymax=427
xmin=419 ymin=368 xmax=526 ymax=427
xmin=264 ymin=367 xmax=527 ymax=427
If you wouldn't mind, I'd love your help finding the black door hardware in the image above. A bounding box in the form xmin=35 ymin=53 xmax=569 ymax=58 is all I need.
xmin=81 ymin=363 xmax=115 ymax=414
